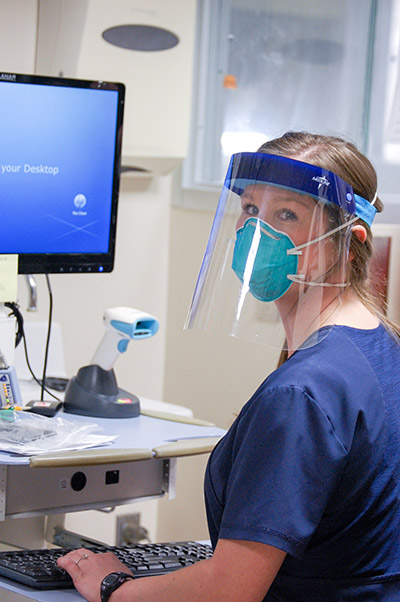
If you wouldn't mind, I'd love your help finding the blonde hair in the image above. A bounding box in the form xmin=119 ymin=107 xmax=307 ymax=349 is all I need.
xmin=257 ymin=131 xmax=400 ymax=363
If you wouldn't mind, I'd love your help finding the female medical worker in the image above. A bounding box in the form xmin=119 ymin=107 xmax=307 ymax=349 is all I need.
xmin=58 ymin=132 xmax=400 ymax=601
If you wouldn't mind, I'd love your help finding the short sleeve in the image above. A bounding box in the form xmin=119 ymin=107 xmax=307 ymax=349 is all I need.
xmin=214 ymin=385 xmax=349 ymax=557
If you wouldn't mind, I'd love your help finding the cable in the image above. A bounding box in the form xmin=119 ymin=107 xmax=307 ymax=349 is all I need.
xmin=4 ymin=302 xmax=24 ymax=347
xmin=40 ymin=274 xmax=53 ymax=402
xmin=21 ymin=333 xmax=61 ymax=401
xmin=9 ymin=286 xmax=62 ymax=403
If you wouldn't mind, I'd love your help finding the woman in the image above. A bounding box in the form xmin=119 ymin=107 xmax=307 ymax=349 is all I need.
xmin=58 ymin=132 xmax=400 ymax=601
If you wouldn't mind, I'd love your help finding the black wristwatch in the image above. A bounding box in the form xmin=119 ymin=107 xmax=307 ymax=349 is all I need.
xmin=100 ymin=571 xmax=134 ymax=602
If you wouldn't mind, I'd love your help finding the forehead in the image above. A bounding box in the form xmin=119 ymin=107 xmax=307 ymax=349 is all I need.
xmin=240 ymin=184 xmax=316 ymax=209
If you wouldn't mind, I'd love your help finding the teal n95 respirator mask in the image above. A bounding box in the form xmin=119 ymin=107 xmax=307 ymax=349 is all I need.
xmin=185 ymin=152 xmax=377 ymax=352
xmin=232 ymin=218 xmax=299 ymax=302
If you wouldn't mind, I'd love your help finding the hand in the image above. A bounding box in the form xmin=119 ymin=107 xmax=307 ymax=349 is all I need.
xmin=57 ymin=548 xmax=133 ymax=602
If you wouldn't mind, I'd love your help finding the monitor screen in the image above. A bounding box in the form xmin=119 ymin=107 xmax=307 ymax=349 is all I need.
xmin=0 ymin=72 xmax=125 ymax=274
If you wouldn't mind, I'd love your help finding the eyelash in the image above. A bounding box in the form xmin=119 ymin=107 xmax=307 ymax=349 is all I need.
xmin=242 ymin=203 xmax=259 ymax=216
xmin=276 ymin=209 xmax=297 ymax=222
xmin=241 ymin=205 xmax=298 ymax=222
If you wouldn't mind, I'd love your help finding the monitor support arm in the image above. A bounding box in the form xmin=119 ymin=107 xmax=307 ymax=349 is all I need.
xmin=24 ymin=274 xmax=37 ymax=311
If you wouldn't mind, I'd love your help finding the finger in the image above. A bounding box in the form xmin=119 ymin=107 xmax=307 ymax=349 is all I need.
xmin=57 ymin=554 xmax=81 ymax=578
xmin=57 ymin=548 xmax=93 ymax=573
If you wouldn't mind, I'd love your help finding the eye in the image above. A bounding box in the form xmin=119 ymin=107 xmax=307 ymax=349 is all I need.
xmin=276 ymin=209 xmax=297 ymax=222
xmin=241 ymin=202 xmax=259 ymax=217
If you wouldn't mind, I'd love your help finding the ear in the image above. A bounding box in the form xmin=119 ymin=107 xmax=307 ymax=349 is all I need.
xmin=352 ymin=224 xmax=367 ymax=244
xmin=349 ymin=224 xmax=367 ymax=261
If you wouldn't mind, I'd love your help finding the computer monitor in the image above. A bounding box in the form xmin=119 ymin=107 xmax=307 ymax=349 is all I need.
xmin=0 ymin=72 xmax=125 ymax=274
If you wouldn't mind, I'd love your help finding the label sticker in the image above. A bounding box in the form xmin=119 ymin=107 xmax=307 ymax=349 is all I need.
xmin=0 ymin=255 xmax=18 ymax=301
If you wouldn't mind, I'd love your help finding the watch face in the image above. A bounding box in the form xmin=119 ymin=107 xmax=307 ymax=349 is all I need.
xmin=103 ymin=573 xmax=121 ymax=587
xmin=101 ymin=572 xmax=134 ymax=602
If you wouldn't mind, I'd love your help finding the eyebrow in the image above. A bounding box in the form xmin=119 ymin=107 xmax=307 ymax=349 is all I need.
xmin=241 ymin=190 xmax=314 ymax=210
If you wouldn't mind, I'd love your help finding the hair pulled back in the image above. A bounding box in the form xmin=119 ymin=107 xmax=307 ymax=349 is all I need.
xmin=257 ymin=131 xmax=399 ymax=347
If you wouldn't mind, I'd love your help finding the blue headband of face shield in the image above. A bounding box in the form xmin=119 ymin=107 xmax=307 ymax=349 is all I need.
xmin=225 ymin=152 xmax=377 ymax=227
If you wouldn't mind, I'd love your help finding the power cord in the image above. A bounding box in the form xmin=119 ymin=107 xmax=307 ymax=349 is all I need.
xmin=5 ymin=287 xmax=62 ymax=403
xmin=4 ymin=302 xmax=24 ymax=348
xmin=40 ymin=274 xmax=53 ymax=402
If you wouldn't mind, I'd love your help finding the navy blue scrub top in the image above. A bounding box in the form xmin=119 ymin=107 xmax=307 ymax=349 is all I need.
xmin=204 ymin=324 xmax=400 ymax=601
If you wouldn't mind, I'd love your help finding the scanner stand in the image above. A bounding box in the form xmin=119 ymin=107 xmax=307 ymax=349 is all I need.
xmin=63 ymin=364 xmax=140 ymax=418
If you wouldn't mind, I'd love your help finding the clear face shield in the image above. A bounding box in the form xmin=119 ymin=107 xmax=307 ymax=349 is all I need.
xmin=185 ymin=153 xmax=376 ymax=352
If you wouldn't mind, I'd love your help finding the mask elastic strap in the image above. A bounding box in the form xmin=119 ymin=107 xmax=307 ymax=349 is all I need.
xmin=287 ymin=190 xmax=378 ymax=257
xmin=287 ymin=222 xmax=352 ymax=287
xmin=287 ymin=216 xmax=358 ymax=256
xmin=287 ymin=274 xmax=347 ymax=287
xmin=287 ymin=190 xmax=378 ymax=288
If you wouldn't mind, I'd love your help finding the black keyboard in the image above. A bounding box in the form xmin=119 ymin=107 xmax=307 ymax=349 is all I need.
xmin=0 ymin=541 xmax=213 ymax=590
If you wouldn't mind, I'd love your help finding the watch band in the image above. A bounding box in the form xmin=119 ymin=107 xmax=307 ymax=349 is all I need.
xmin=100 ymin=571 xmax=134 ymax=602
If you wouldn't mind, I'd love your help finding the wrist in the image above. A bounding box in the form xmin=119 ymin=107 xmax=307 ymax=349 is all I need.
xmin=100 ymin=571 xmax=134 ymax=602
xmin=109 ymin=577 xmax=134 ymax=602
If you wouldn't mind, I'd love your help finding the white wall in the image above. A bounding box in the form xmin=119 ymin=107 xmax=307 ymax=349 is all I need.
xmin=0 ymin=0 xmax=37 ymax=72
xmin=157 ymin=205 xmax=281 ymax=541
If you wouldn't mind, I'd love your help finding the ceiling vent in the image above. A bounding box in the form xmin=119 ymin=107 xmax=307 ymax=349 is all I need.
xmin=36 ymin=0 xmax=196 ymax=176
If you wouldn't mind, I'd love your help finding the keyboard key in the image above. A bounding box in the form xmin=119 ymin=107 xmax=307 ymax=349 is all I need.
xmin=0 ymin=542 xmax=213 ymax=590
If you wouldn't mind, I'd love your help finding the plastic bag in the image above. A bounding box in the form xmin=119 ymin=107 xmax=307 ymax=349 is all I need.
xmin=0 ymin=409 xmax=117 ymax=455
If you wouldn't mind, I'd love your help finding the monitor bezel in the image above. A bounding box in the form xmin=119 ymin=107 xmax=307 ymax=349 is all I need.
xmin=0 ymin=72 xmax=125 ymax=274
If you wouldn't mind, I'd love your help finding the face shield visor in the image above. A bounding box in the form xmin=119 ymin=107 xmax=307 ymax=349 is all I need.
xmin=185 ymin=152 xmax=376 ymax=352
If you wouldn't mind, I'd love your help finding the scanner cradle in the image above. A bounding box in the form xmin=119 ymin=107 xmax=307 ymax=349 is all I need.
xmin=63 ymin=307 xmax=158 ymax=419
xmin=63 ymin=364 xmax=140 ymax=419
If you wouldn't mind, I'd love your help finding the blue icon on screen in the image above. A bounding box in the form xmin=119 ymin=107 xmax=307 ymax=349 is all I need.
xmin=74 ymin=194 xmax=87 ymax=209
